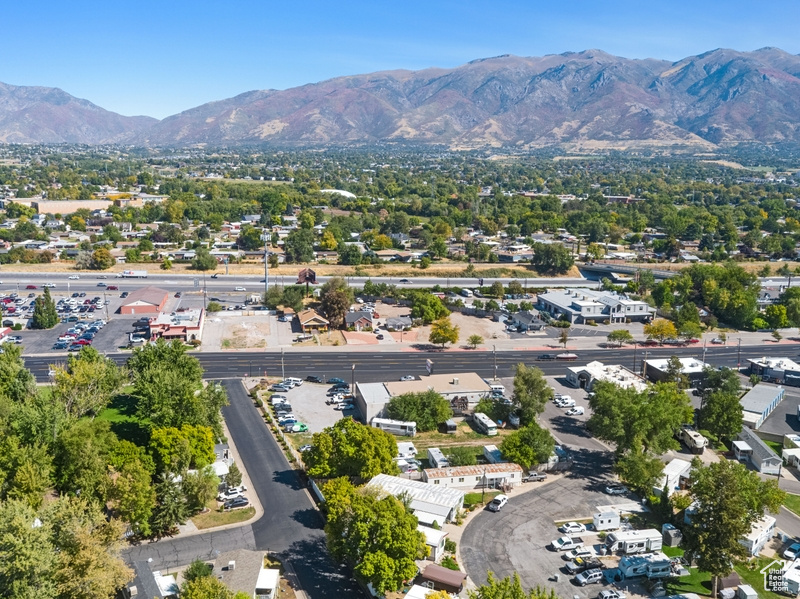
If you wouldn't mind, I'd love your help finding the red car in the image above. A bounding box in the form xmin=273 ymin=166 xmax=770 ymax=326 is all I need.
xmin=106 ymin=285 xmax=119 ymax=291
xmin=686 ymin=338 xmax=700 ymax=344
xmin=25 ymin=285 xmax=36 ymax=290
xmin=640 ymin=339 xmax=659 ymax=347
xmin=73 ymin=339 xmax=91 ymax=345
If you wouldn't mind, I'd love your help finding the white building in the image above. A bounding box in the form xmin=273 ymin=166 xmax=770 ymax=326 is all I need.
xmin=566 ymin=361 xmax=649 ymax=392
xmin=654 ymin=458 xmax=692 ymax=497
xmin=644 ymin=357 xmax=711 ymax=386
xmin=740 ymin=515 xmax=776 ymax=556
xmin=734 ymin=427 xmax=782 ymax=474
xmin=367 ymin=474 xmax=464 ymax=525
xmin=740 ymin=384 xmax=785 ymax=429
xmin=422 ymin=463 xmax=524 ymax=490
xmin=418 ymin=525 xmax=448 ymax=562
xmin=537 ymin=288 xmax=655 ymax=324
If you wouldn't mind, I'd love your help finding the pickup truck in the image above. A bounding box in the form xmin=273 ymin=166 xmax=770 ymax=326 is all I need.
xmin=565 ymin=557 xmax=603 ymax=575
xmin=523 ymin=472 xmax=548 ymax=483
xmin=551 ymin=536 xmax=584 ymax=552
xmin=563 ymin=546 xmax=594 ymax=561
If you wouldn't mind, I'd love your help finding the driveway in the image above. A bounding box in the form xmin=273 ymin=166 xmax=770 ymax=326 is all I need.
xmin=124 ymin=379 xmax=362 ymax=598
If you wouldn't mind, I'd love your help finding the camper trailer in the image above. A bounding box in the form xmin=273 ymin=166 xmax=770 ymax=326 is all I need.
xmin=593 ymin=511 xmax=621 ymax=532
xmin=615 ymin=552 xmax=672 ymax=580
xmin=473 ymin=412 xmax=498 ymax=436
xmin=427 ymin=447 xmax=449 ymax=469
xmin=604 ymin=529 xmax=662 ymax=554
xmin=371 ymin=418 xmax=417 ymax=437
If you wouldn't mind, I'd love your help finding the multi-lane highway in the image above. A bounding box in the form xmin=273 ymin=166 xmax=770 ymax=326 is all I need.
xmin=24 ymin=343 xmax=778 ymax=383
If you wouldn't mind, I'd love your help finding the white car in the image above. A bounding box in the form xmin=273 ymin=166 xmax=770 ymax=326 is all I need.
xmin=399 ymin=375 xmax=416 ymax=381
xmin=558 ymin=399 xmax=576 ymax=408
xmin=554 ymin=395 xmax=573 ymax=405
xmin=43 ymin=283 xmax=56 ymax=288
xmin=559 ymin=521 xmax=587 ymax=534
xmin=563 ymin=547 xmax=594 ymax=561
xmin=216 ymin=485 xmax=247 ymax=501
xmin=488 ymin=494 xmax=509 ymax=512
xmin=68 ymin=275 xmax=80 ymax=280
xmin=598 ymin=590 xmax=627 ymax=599
xmin=234 ymin=286 xmax=246 ymax=291
xmin=277 ymin=414 xmax=296 ymax=423
xmin=566 ymin=407 xmax=585 ymax=416
xmin=711 ymin=337 xmax=725 ymax=344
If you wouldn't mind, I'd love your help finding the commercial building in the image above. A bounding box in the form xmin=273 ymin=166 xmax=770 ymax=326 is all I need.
xmin=733 ymin=427 xmax=782 ymax=474
xmin=422 ymin=463 xmax=524 ymax=490
xmin=566 ymin=361 xmax=648 ymax=392
xmin=367 ymin=474 xmax=464 ymax=525
xmin=148 ymin=308 xmax=205 ymax=343
xmin=31 ymin=199 xmax=112 ymax=215
xmin=644 ymin=358 xmax=710 ymax=385
xmin=355 ymin=372 xmax=492 ymax=422
xmin=119 ymin=286 xmax=169 ymax=315
xmin=537 ymin=288 xmax=655 ymax=324
xmin=747 ymin=357 xmax=800 ymax=386
xmin=740 ymin=384 xmax=785 ymax=429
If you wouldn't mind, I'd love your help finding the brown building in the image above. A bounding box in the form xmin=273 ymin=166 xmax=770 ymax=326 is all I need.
xmin=119 ymin=286 xmax=169 ymax=315
xmin=297 ymin=309 xmax=329 ymax=332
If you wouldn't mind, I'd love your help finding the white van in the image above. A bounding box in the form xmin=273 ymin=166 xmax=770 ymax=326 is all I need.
xmin=285 ymin=377 xmax=303 ymax=387
xmin=559 ymin=398 xmax=576 ymax=408
xmin=489 ymin=384 xmax=506 ymax=395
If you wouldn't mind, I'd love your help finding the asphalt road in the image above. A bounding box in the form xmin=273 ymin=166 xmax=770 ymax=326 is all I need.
xmin=23 ymin=343 xmax=779 ymax=383
xmin=123 ymin=380 xmax=362 ymax=598
xmin=0 ymin=271 xmax=598 ymax=292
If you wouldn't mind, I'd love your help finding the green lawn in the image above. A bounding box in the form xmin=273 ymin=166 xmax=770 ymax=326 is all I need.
xmin=765 ymin=440 xmax=783 ymax=456
xmin=96 ymin=392 xmax=150 ymax=446
xmin=464 ymin=491 xmax=500 ymax=508
xmin=661 ymin=546 xmax=685 ymax=558
xmin=192 ymin=506 xmax=256 ymax=529
xmin=736 ymin=558 xmax=786 ymax=599
xmin=783 ymin=493 xmax=800 ymax=517
xmin=663 ymin=554 xmax=784 ymax=599
xmin=664 ymin=568 xmax=713 ymax=596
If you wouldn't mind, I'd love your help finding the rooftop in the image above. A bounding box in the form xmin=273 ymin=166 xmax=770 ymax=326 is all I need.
xmin=646 ymin=357 xmax=710 ymax=374
xmin=740 ymin=383 xmax=785 ymax=414
xmin=747 ymin=356 xmax=800 ymax=371
xmin=384 ymin=372 xmax=490 ymax=396
xmin=355 ymin=382 xmax=392 ymax=406
xmin=424 ymin=462 xmax=523 ymax=479
xmin=738 ymin=427 xmax=781 ymax=465
xmin=121 ymin=285 xmax=169 ymax=307
xmin=150 ymin=308 xmax=203 ymax=328
xmin=569 ymin=361 xmax=649 ymax=392
xmin=368 ymin=474 xmax=464 ymax=509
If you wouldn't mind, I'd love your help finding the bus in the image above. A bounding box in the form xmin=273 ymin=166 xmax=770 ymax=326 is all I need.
xmin=371 ymin=418 xmax=417 ymax=437
xmin=473 ymin=412 xmax=498 ymax=436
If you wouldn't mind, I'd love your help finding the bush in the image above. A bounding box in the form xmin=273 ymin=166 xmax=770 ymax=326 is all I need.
xmin=207 ymin=301 xmax=223 ymax=313
xmin=586 ymin=320 xmax=597 ymax=326
xmin=445 ymin=539 xmax=457 ymax=553
xmin=11 ymin=323 xmax=22 ymax=331
xmin=550 ymin=320 xmax=570 ymax=328
xmin=441 ymin=556 xmax=460 ymax=571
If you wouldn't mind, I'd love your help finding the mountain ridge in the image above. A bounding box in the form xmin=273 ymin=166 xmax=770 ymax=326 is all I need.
xmin=4 ymin=48 xmax=800 ymax=147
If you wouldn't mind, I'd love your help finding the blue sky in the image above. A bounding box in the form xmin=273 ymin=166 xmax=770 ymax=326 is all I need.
xmin=3 ymin=0 xmax=799 ymax=119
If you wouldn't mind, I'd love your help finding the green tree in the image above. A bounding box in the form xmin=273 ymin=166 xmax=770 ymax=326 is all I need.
xmin=183 ymin=560 xmax=213 ymax=583
xmin=607 ymin=329 xmax=633 ymax=347
xmin=284 ymin=229 xmax=315 ymax=263
xmin=643 ymin=318 xmax=677 ymax=343
xmin=765 ymin=304 xmax=789 ymax=329
xmin=225 ymin=462 xmax=242 ymax=488
xmin=320 ymin=277 xmax=354 ymax=329
xmin=161 ymin=257 xmax=172 ymax=270
xmin=385 ymin=390 xmax=453 ymax=432
xmin=615 ymin=441 xmax=665 ymax=493
xmin=588 ymin=381 xmax=692 ymax=454
xmin=206 ymin=301 xmax=223 ymax=312
xmin=182 ymin=466 xmax=220 ymax=514
xmin=531 ymin=242 xmax=574 ymax=275
xmin=558 ymin=328 xmax=569 ymax=349
xmin=323 ymin=478 xmax=426 ymax=595
xmin=409 ymin=291 xmax=449 ymax=323
xmin=0 ymin=499 xmax=57 ymax=598
xmin=338 ymin=243 xmax=363 ymax=265
xmin=149 ymin=474 xmax=188 ymax=540
xmin=683 ymin=460 xmax=785 ymax=597
xmin=0 ymin=344 xmax=36 ymax=402
xmin=429 ymin=317 xmax=459 ymax=348
xmin=664 ymin=355 xmax=690 ymax=390
xmin=51 ymin=346 xmax=125 ymax=418
xmin=90 ymin=248 xmax=115 ymax=270
xmin=149 ymin=425 xmax=215 ymax=474
xmin=468 ymin=571 xmax=559 ymax=599
xmin=467 ymin=334 xmax=484 ymax=349
xmin=305 ymin=418 xmax=398 ymax=481
xmin=181 ymin=574 xmax=249 ymax=599
xmin=53 ymin=419 xmax=116 ymax=501
xmin=507 ymin=280 xmax=524 ymax=295
xmin=109 ymin=459 xmax=156 ymax=537
xmin=428 ymin=236 xmax=448 ymax=259
xmin=444 ymin=446 xmax=478 ymax=466
xmin=191 ymin=249 xmax=218 ymax=271
xmin=43 ymin=495 xmax=132 ymax=599
xmin=499 ymin=423 xmax=555 ymax=469
xmin=490 ymin=281 xmax=505 ymax=298
xmin=31 ymin=287 xmax=59 ymax=329
xmin=512 ymin=364 xmax=552 ymax=426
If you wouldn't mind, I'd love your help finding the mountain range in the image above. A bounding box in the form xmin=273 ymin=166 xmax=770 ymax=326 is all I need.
xmin=4 ymin=47 xmax=800 ymax=148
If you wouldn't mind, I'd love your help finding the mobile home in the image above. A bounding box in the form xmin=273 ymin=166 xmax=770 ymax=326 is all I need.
xmin=593 ymin=511 xmax=621 ymax=532
xmin=371 ymin=418 xmax=417 ymax=437
xmin=604 ymin=529 xmax=662 ymax=554
xmin=473 ymin=412 xmax=498 ymax=436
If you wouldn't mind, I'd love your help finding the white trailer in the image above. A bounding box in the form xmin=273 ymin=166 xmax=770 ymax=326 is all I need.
xmin=116 ymin=270 xmax=148 ymax=278
xmin=371 ymin=418 xmax=417 ymax=437
xmin=604 ymin=529 xmax=662 ymax=554
xmin=593 ymin=511 xmax=620 ymax=531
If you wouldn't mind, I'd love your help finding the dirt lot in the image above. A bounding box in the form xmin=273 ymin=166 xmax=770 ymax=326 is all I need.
xmin=220 ymin=320 xmax=270 ymax=349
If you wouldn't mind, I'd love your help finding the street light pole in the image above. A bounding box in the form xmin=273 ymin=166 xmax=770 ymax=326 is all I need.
xmin=263 ymin=228 xmax=269 ymax=299
xmin=351 ymin=363 xmax=356 ymax=395
xmin=737 ymin=338 xmax=742 ymax=371
xmin=493 ymin=345 xmax=497 ymax=381
xmin=281 ymin=348 xmax=285 ymax=381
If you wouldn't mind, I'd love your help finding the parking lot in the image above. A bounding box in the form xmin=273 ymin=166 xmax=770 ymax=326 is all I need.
xmin=265 ymin=380 xmax=352 ymax=435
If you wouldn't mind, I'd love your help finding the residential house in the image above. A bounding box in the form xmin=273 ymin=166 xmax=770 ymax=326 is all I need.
xmin=297 ymin=309 xmax=329 ymax=333
xmin=510 ymin=311 xmax=546 ymax=331
xmin=213 ymin=549 xmax=280 ymax=599
xmin=418 ymin=525 xmax=448 ymax=562
xmin=345 ymin=310 xmax=373 ymax=331
xmin=386 ymin=315 xmax=412 ymax=331
xmin=733 ymin=427 xmax=782 ymax=474
xmin=654 ymin=458 xmax=691 ymax=497
xmin=367 ymin=474 xmax=464 ymax=525
xmin=123 ymin=561 xmax=179 ymax=599
xmin=422 ymin=463 xmax=524 ymax=490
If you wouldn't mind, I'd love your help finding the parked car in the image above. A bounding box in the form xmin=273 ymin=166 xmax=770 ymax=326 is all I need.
xmin=270 ymin=384 xmax=290 ymax=392
xmin=563 ymin=546 xmax=594 ymax=561
xmin=523 ymin=472 xmax=548 ymax=483
xmin=289 ymin=423 xmax=308 ymax=433
xmin=559 ymin=522 xmax=586 ymax=534
xmin=399 ymin=375 xmax=416 ymax=381
xmin=217 ymin=485 xmax=247 ymax=501
xmin=566 ymin=407 xmax=585 ymax=416
xmin=711 ymin=337 xmax=725 ymax=344
xmin=557 ymin=398 xmax=576 ymax=408
xmin=488 ymin=494 xmax=509 ymax=512
xmin=575 ymin=568 xmax=604 ymax=586
xmin=784 ymin=542 xmax=800 ymax=560
xmin=597 ymin=590 xmax=626 ymax=599
xmin=328 ymin=377 xmax=346 ymax=385
xmin=224 ymin=496 xmax=250 ymax=510
xmin=299 ymin=444 xmax=312 ymax=452
xmin=335 ymin=402 xmax=354 ymax=411
xmin=604 ymin=483 xmax=628 ymax=495
xmin=305 ymin=375 xmax=324 ymax=383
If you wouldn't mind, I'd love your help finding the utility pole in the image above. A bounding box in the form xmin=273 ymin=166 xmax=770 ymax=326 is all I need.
xmin=281 ymin=348 xmax=285 ymax=381
xmin=351 ymin=363 xmax=356 ymax=395
xmin=263 ymin=228 xmax=269 ymax=299
xmin=493 ymin=345 xmax=497 ymax=381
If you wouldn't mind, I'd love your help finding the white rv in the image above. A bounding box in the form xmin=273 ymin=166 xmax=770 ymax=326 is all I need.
xmin=604 ymin=529 xmax=662 ymax=554
xmin=371 ymin=418 xmax=417 ymax=437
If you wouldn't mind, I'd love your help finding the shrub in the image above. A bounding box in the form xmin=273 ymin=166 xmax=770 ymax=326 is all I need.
xmin=11 ymin=323 xmax=22 ymax=331
xmin=445 ymin=539 xmax=457 ymax=553
xmin=441 ymin=556 xmax=460 ymax=570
